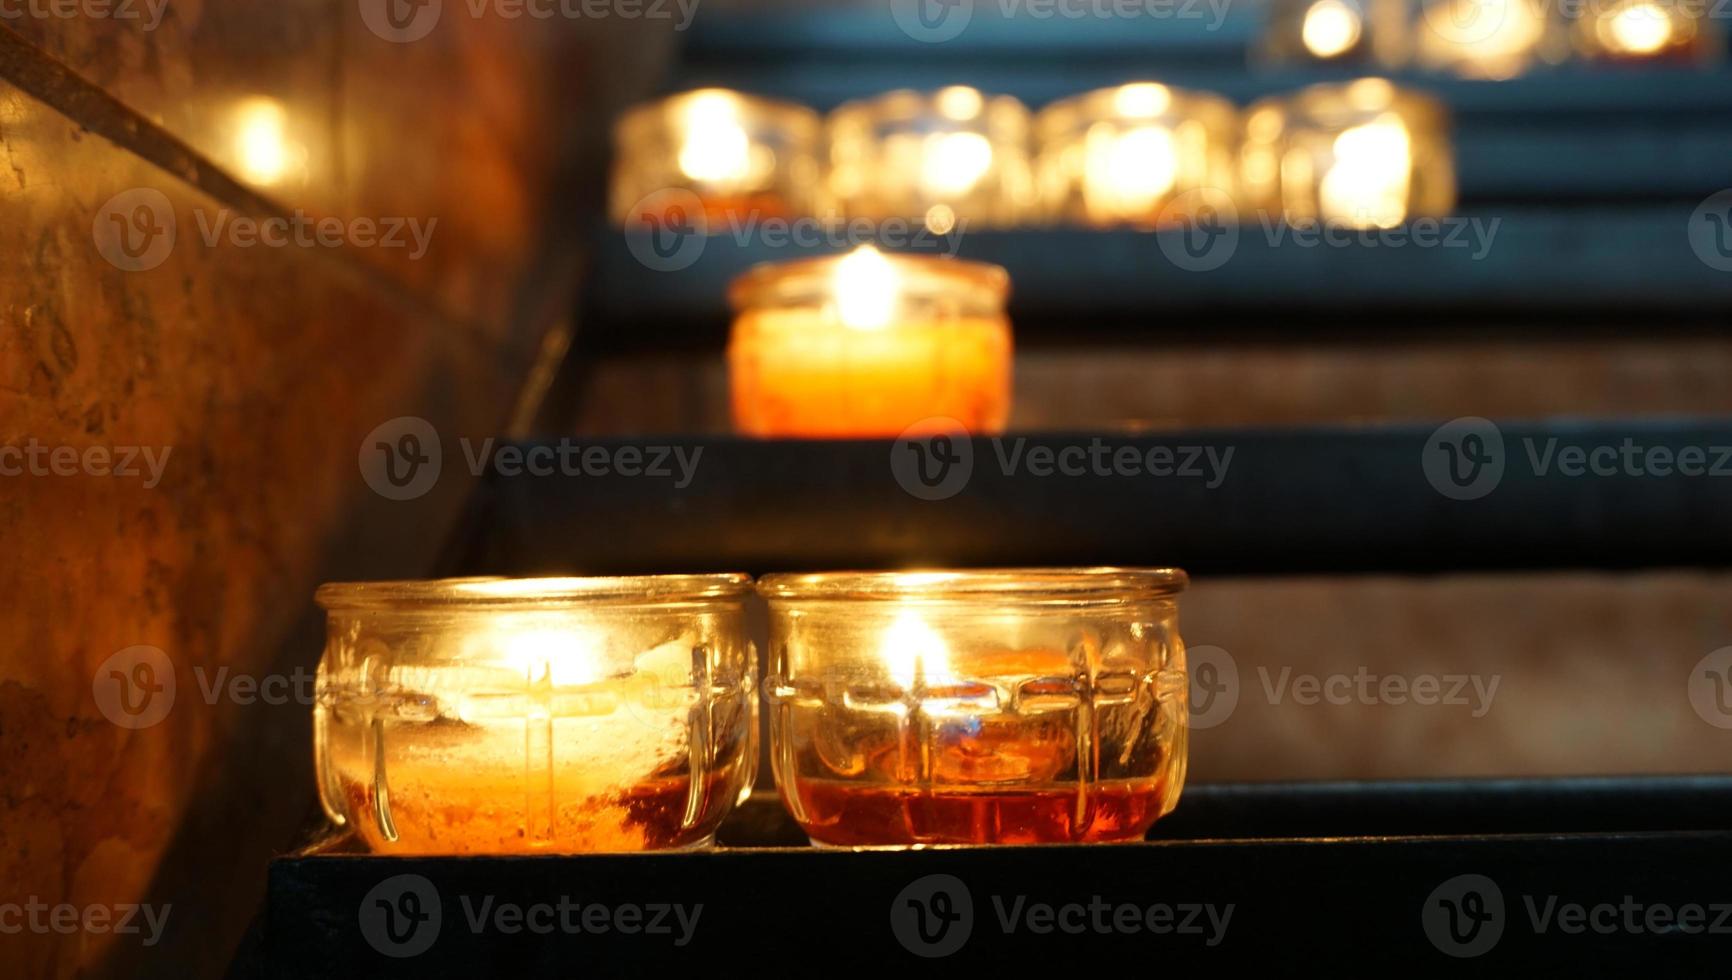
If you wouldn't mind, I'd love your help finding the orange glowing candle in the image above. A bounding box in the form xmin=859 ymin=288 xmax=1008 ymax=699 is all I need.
xmin=727 ymin=245 xmax=1012 ymax=438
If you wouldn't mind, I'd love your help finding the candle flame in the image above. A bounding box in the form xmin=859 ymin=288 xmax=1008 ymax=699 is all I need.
xmin=1083 ymin=122 xmax=1178 ymax=218
xmin=921 ymin=131 xmax=995 ymax=198
xmin=1319 ymin=113 xmax=1413 ymax=229
xmin=1301 ymin=0 xmax=1364 ymax=58
xmin=1600 ymin=0 xmax=1675 ymax=54
xmin=677 ymin=91 xmax=752 ymax=185
xmin=881 ymin=611 xmax=953 ymax=690
xmin=232 ymin=96 xmax=304 ymax=187
xmin=832 ymin=245 xmax=899 ymax=331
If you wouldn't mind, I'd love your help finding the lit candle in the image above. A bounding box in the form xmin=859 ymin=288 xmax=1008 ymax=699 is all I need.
xmin=727 ymin=245 xmax=1013 ymax=438
xmin=314 ymin=576 xmax=756 ymax=854
xmin=1414 ymin=0 xmax=1556 ymax=78
xmin=1260 ymin=0 xmax=1406 ymax=64
xmin=827 ymin=86 xmax=1035 ymax=230
xmin=1242 ymin=78 xmax=1456 ymax=230
xmin=227 ymin=96 xmax=309 ymax=188
xmin=1575 ymin=0 xmax=1709 ymax=62
xmin=1035 ymin=82 xmax=1239 ymax=229
xmin=760 ymin=569 xmax=1191 ymax=847
xmin=611 ymin=88 xmax=821 ymax=226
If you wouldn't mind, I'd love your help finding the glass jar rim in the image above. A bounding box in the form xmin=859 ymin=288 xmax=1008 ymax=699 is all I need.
xmin=728 ymin=250 xmax=1010 ymax=313
xmin=614 ymin=88 xmax=821 ymax=142
xmin=757 ymin=567 xmax=1187 ymax=602
xmin=1033 ymin=82 xmax=1238 ymax=140
xmin=316 ymin=574 xmax=753 ymax=611
xmin=1250 ymin=77 xmax=1449 ymax=130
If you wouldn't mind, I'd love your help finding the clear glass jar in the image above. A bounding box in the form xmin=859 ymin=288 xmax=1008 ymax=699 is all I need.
xmin=760 ymin=568 xmax=1189 ymax=846
xmin=611 ymin=88 xmax=822 ymax=226
xmin=728 ymin=245 xmax=1013 ymax=438
xmin=827 ymin=86 xmax=1035 ymax=230
xmin=314 ymin=575 xmax=756 ymax=854
xmin=1035 ymin=82 xmax=1240 ymax=229
xmin=1241 ymin=77 xmax=1456 ymax=230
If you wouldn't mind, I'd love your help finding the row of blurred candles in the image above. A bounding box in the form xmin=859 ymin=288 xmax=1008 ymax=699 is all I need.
xmin=1269 ymin=0 xmax=1720 ymax=76
xmin=613 ymin=78 xmax=1454 ymax=234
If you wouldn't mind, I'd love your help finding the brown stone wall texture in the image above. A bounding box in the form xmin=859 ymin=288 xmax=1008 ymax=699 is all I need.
xmin=0 ymin=13 xmax=672 ymax=979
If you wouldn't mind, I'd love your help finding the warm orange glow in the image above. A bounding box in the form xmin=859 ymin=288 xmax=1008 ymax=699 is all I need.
xmin=729 ymin=247 xmax=1012 ymax=437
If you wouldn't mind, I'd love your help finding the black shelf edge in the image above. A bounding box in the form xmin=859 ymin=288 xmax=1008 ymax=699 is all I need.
xmin=588 ymin=212 xmax=1732 ymax=346
xmin=451 ymin=420 xmax=1732 ymax=578
xmin=263 ymin=823 xmax=1732 ymax=975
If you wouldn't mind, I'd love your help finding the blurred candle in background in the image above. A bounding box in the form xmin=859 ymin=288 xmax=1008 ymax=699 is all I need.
xmin=1258 ymin=0 xmax=1407 ymax=64
xmin=1574 ymin=0 xmax=1716 ymax=62
xmin=226 ymin=96 xmax=309 ymax=188
xmin=612 ymin=88 xmax=821 ymax=226
xmin=1035 ymin=82 xmax=1239 ymax=228
xmin=1413 ymin=0 xmax=1559 ymax=78
xmin=827 ymin=86 xmax=1035 ymax=230
xmin=727 ymin=245 xmax=1012 ymax=438
xmin=1242 ymin=78 xmax=1455 ymax=230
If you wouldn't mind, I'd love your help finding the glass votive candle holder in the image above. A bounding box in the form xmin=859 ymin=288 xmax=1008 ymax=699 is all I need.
xmin=827 ymin=86 xmax=1035 ymax=231
xmin=727 ymin=244 xmax=1013 ymax=438
xmin=313 ymin=575 xmax=757 ymax=854
xmin=1034 ymin=82 xmax=1240 ymax=229
xmin=1411 ymin=0 xmax=1563 ymax=78
xmin=1257 ymin=0 xmax=1406 ymax=65
xmin=1572 ymin=0 xmax=1717 ymax=63
xmin=1241 ymin=77 xmax=1455 ymax=230
xmin=611 ymin=88 xmax=822 ymax=226
xmin=760 ymin=568 xmax=1190 ymax=846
